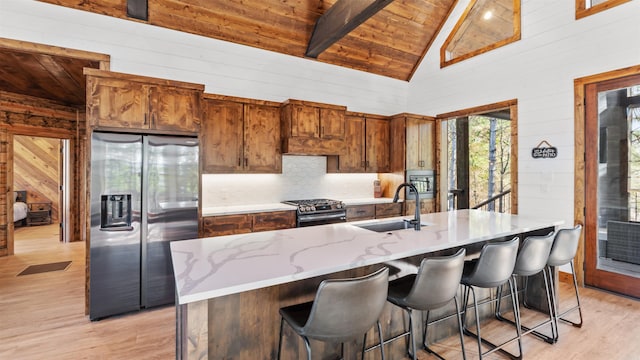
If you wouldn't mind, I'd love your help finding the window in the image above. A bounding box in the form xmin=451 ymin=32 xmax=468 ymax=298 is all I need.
xmin=576 ymin=0 xmax=631 ymax=19
xmin=441 ymin=0 xmax=521 ymax=67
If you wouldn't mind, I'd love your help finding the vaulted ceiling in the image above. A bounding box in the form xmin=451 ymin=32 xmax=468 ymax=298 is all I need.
xmin=1 ymin=1 xmax=519 ymax=107
xmin=37 ymin=0 xmax=459 ymax=81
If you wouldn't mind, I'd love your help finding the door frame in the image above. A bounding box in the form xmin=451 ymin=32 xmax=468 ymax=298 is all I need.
xmin=574 ymin=64 xmax=640 ymax=290
xmin=9 ymin=128 xmax=76 ymax=249
xmin=436 ymin=99 xmax=519 ymax=213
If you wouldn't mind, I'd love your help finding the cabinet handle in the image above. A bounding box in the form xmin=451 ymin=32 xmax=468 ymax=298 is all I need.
xmin=321 ymin=126 xmax=324 ymax=136
xmin=238 ymin=157 xmax=242 ymax=167
xmin=244 ymin=158 xmax=248 ymax=167
xmin=144 ymin=113 xmax=148 ymax=125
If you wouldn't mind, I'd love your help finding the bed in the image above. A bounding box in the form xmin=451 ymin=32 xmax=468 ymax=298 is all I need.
xmin=14 ymin=190 xmax=28 ymax=227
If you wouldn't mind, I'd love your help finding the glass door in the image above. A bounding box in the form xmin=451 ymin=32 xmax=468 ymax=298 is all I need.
xmin=585 ymin=74 xmax=640 ymax=298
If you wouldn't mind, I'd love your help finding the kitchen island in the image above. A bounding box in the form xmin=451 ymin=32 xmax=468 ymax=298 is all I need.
xmin=171 ymin=209 xmax=563 ymax=359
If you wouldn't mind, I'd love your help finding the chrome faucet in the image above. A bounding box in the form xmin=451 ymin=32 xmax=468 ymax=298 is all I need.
xmin=392 ymin=182 xmax=421 ymax=231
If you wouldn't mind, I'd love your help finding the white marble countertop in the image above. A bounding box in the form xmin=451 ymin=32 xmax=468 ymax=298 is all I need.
xmin=170 ymin=209 xmax=563 ymax=304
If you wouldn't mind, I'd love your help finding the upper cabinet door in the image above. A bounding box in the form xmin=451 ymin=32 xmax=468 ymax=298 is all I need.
xmin=406 ymin=117 xmax=434 ymax=169
xmin=244 ymin=104 xmax=282 ymax=173
xmin=290 ymin=104 xmax=319 ymax=138
xmin=340 ymin=115 xmax=366 ymax=172
xmin=87 ymin=76 xmax=149 ymax=129
xmin=365 ymin=118 xmax=390 ymax=172
xmin=419 ymin=119 xmax=434 ymax=169
xmin=149 ymin=86 xmax=201 ymax=133
xmin=405 ymin=117 xmax=421 ymax=169
xmin=201 ymin=99 xmax=244 ymax=173
xmin=319 ymin=108 xmax=345 ymax=140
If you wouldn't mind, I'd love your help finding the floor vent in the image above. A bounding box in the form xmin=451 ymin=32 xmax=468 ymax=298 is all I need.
xmin=17 ymin=261 xmax=72 ymax=276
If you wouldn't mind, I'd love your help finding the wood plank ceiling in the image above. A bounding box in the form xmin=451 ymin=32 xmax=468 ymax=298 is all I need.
xmin=0 ymin=47 xmax=99 ymax=107
xmin=37 ymin=0 xmax=459 ymax=81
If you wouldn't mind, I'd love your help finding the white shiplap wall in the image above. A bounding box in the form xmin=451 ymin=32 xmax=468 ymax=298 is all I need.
xmin=408 ymin=0 xmax=640 ymax=224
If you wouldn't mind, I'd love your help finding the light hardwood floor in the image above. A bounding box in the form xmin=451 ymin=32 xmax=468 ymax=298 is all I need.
xmin=0 ymin=224 xmax=638 ymax=359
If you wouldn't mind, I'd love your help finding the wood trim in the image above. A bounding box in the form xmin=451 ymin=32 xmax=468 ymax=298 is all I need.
xmin=440 ymin=0 xmax=521 ymax=68
xmin=573 ymin=64 xmax=640 ymax=287
xmin=509 ymin=103 xmax=518 ymax=214
xmin=436 ymin=99 xmax=518 ymax=214
xmin=575 ymin=0 xmax=631 ymax=20
xmin=83 ymin=68 xmax=204 ymax=91
xmin=344 ymin=111 xmax=387 ymax=119
xmin=203 ymin=93 xmax=281 ymax=107
xmin=436 ymin=99 xmax=517 ymax=119
xmin=435 ymin=118 xmax=442 ymax=211
xmin=281 ymin=99 xmax=347 ymax=111
xmin=0 ymin=37 xmax=110 ymax=63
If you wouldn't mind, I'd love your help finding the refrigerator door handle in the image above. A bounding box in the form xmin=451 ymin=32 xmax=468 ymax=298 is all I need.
xmin=99 ymin=226 xmax=134 ymax=232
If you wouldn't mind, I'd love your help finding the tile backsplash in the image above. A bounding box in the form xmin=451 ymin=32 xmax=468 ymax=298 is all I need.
xmin=202 ymin=155 xmax=379 ymax=207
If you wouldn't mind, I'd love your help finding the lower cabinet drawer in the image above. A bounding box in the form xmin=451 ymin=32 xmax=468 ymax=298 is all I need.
xmin=403 ymin=199 xmax=435 ymax=215
xmin=375 ymin=203 xmax=403 ymax=218
xmin=202 ymin=214 xmax=252 ymax=237
xmin=346 ymin=204 xmax=375 ymax=221
xmin=253 ymin=211 xmax=296 ymax=232
xmin=202 ymin=210 xmax=296 ymax=237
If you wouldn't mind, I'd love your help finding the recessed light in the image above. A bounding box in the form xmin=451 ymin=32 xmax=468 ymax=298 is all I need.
xmin=483 ymin=11 xmax=493 ymax=20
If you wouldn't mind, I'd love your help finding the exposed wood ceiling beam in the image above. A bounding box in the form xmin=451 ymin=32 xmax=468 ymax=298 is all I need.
xmin=306 ymin=0 xmax=395 ymax=58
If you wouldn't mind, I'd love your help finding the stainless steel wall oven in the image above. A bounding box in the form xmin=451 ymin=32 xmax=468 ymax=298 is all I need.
xmin=406 ymin=170 xmax=435 ymax=200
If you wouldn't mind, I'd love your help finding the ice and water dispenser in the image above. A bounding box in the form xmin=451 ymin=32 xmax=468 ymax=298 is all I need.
xmin=100 ymin=194 xmax=133 ymax=230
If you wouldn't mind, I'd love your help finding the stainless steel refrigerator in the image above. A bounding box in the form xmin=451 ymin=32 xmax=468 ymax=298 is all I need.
xmin=89 ymin=132 xmax=199 ymax=320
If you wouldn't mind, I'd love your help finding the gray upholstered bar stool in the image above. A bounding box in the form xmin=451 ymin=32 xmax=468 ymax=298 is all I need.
xmin=544 ymin=224 xmax=583 ymax=342
xmin=495 ymin=232 xmax=557 ymax=344
xmin=460 ymin=237 xmax=522 ymax=360
xmin=386 ymin=248 xmax=467 ymax=360
xmin=277 ymin=267 xmax=389 ymax=360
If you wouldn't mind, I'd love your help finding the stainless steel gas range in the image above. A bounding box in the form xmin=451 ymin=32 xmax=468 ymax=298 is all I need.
xmin=282 ymin=199 xmax=347 ymax=227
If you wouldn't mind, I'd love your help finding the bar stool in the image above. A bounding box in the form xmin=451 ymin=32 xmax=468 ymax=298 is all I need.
xmin=386 ymin=248 xmax=467 ymax=360
xmin=495 ymin=232 xmax=557 ymax=344
xmin=277 ymin=267 xmax=389 ymax=360
xmin=460 ymin=237 xmax=522 ymax=360
xmin=545 ymin=224 xmax=583 ymax=342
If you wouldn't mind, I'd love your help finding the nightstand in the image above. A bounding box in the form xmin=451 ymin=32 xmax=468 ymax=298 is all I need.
xmin=27 ymin=202 xmax=52 ymax=226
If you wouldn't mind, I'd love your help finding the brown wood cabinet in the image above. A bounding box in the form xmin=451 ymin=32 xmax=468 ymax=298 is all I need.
xmin=328 ymin=113 xmax=390 ymax=173
xmin=405 ymin=117 xmax=435 ymax=170
xmin=202 ymin=210 xmax=295 ymax=237
xmin=85 ymin=69 xmax=203 ymax=134
xmin=346 ymin=204 xmax=375 ymax=221
xmin=390 ymin=113 xmax=435 ymax=172
xmin=346 ymin=202 xmax=402 ymax=221
xmin=375 ymin=202 xmax=403 ymax=218
xmin=252 ymin=211 xmax=296 ymax=232
xmin=403 ymin=199 xmax=435 ymax=215
xmin=202 ymin=214 xmax=252 ymax=237
xmin=280 ymin=99 xmax=346 ymax=155
xmin=202 ymin=96 xmax=281 ymax=173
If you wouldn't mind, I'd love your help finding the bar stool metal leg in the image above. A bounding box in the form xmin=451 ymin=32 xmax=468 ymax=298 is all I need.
xmin=462 ymin=278 xmax=523 ymax=360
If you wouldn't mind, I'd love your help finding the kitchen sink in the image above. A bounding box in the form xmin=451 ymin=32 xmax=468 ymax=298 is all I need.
xmin=353 ymin=219 xmax=427 ymax=233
